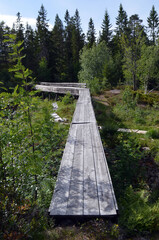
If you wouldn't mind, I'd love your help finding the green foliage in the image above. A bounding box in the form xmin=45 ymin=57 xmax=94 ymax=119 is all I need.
xmin=147 ymin=5 xmax=159 ymax=44
xmin=93 ymin=88 xmax=159 ymax=237
xmin=146 ymin=129 xmax=159 ymax=139
xmin=119 ymin=186 xmax=159 ymax=233
xmin=108 ymin=135 xmax=142 ymax=197
xmin=61 ymin=91 xmax=74 ymax=105
xmin=4 ymin=33 xmax=34 ymax=88
xmin=101 ymin=122 xmax=118 ymax=148
xmin=103 ymin=55 xmax=119 ymax=87
xmin=0 ymin=33 xmax=69 ymax=238
xmin=89 ymin=77 xmax=105 ymax=94
xmin=134 ymin=91 xmax=159 ymax=105
xmin=121 ymin=15 xmax=146 ymax=90
xmin=57 ymin=96 xmax=76 ymax=123
xmin=137 ymin=45 xmax=159 ymax=93
xmin=79 ymin=41 xmax=114 ymax=93
xmin=100 ymin=10 xmax=112 ymax=46
xmin=37 ymin=56 xmax=51 ymax=82
xmin=87 ymin=18 xmax=96 ymax=48
xmin=122 ymin=86 xmax=137 ymax=109
xmin=0 ymin=91 xmax=68 ymax=237
xmin=116 ymin=4 xmax=128 ymax=37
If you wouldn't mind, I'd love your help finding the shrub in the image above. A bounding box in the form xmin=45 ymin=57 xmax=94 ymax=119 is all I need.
xmin=88 ymin=77 xmax=104 ymax=94
xmin=101 ymin=122 xmax=119 ymax=148
xmin=134 ymin=108 xmax=146 ymax=124
xmin=133 ymin=91 xmax=159 ymax=105
xmin=61 ymin=92 xmax=73 ymax=105
xmin=122 ymin=87 xmax=137 ymax=109
xmin=119 ymin=186 xmax=159 ymax=233
xmin=146 ymin=129 xmax=159 ymax=139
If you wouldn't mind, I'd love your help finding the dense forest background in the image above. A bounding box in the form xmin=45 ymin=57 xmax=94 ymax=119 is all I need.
xmin=1 ymin=4 xmax=159 ymax=93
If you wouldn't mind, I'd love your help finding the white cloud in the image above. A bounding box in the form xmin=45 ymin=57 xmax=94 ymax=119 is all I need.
xmin=0 ymin=14 xmax=53 ymax=30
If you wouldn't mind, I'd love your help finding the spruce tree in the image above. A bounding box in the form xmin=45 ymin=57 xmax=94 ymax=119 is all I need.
xmin=147 ymin=5 xmax=159 ymax=45
xmin=100 ymin=10 xmax=112 ymax=46
xmin=24 ymin=24 xmax=37 ymax=73
xmin=116 ymin=4 xmax=128 ymax=36
xmin=64 ymin=9 xmax=84 ymax=82
xmin=73 ymin=9 xmax=85 ymax=50
xmin=15 ymin=12 xmax=24 ymax=42
xmin=64 ymin=10 xmax=74 ymax=81
xmin=0 ymin=22 xmax=12 ymax=89
xmin=36 ymin=4 xmax=50 ymax=61
xmin=87 ymin=18 xmax=96 ymax=48
xmin=51 ymin=14 xmax=65 ymax=81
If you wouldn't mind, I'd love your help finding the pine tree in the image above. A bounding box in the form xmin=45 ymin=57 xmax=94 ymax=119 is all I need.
xmin=87 ymin=18 xmax=96 ymax=48
xmin=100 ymin=10 xmax=112 ymax=46
xmin=147 ymin=5 xmax=159 ymax=45
xmin=122 ymin=14 xmax=146 ymax=90
xmin=129 ymin=14 xmax=146 ymax=40
xmin=116 ymin=4 xmax=128 ymax=36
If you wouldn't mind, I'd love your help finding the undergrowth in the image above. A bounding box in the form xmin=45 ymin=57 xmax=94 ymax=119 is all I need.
xmin=93 ymin=87 xmax=159 ymax=238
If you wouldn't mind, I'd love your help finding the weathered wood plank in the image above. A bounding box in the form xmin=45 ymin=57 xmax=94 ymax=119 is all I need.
xmin=49 ymin=124 xmax=77 ymax=215
xmin=72 ymin=102 xmax=96 ymax=123
xmin=36 ymin=85 xmax=80 ymax=96
xmin=90 ymin=123 xmax=118 ymax=215
xmin=83 ymin=124 xmax=99 ymax=215
xmin=72 ymin=102 xmax=84 ymax=123
xmin=66 ymin=125 xmax=84 ymax=215
xmin=40 ymin=82 xmax=86 ymax=88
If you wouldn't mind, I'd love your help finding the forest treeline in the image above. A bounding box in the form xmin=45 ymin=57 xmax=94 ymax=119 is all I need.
xmin=1 ymin=4 xmax=159 ymax=93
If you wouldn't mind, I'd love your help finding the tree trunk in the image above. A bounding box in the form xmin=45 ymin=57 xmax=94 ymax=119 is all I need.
xmin=144 ymin=82 xmax=148 ymax=94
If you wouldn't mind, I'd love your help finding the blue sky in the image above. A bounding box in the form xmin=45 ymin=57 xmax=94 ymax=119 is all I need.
xmin=0 ymin=0 xmax=159 ymax=34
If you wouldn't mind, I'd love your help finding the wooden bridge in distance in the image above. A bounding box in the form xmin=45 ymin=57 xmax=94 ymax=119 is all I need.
xmin=36 ymin=82 xmax=118 ymax=217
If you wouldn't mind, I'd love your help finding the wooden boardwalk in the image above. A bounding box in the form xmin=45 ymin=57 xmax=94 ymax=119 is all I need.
xmin=36 ymin=82 xmax=86 ymax=96
xmin=36 ymin=84 xmax=118 ymax=217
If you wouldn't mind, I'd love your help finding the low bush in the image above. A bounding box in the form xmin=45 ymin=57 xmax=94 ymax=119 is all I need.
xmin=61 ymin=92 xmax=74 ymax=105
xmin=119 ymin=186 xmax=159 ymax=233
xmin=133 ymin=91 xmax=159 ymax=105
xmin=146 ymin=129 xmax=159 ymax=139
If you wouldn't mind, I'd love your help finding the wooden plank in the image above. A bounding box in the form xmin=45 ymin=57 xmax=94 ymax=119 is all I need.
xmin=78 ymin=89 xmax=90 ymax=103
xmin=35 ymin=85 xmax=80 ymax=96
xmin=49 ymin=124 xmax=77 ymax=215
xmin=72 ymin=101 xmax=96 ymax=124
xmin=72 ymin=102 xmax=83 ymax=123
xmin=87 ymin=102 xmax=96 ymax=123
xmin=66 ymin=125 xmax=84 ymax=215
xmin=72 ymin=102 xmax=86 ymax=123
xmin=90 ymin=123 xmax=118 ymax=215
xmin=40 ymin=82 xmax=86 ymax=88
xmin=95 ymin=123 xmax=118 ymax=213
xmin=83 ymin=124 xmax=99 ymax=215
